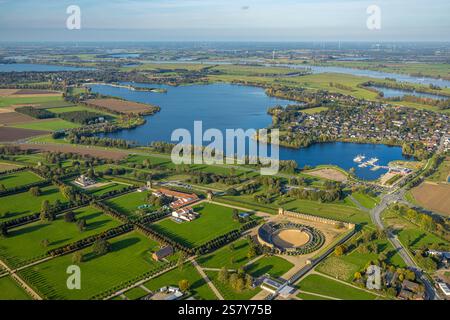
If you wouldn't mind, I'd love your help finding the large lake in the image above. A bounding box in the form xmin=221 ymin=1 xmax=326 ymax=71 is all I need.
xmin=0 ymin=64 xmax=92 ymax=72
xmin=90 ymin=82 xmax=408 ymax=180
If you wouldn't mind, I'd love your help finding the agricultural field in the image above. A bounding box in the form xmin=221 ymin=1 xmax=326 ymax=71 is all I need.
xmin=0 ymin=276 xmax=31 ymax=300
xmin=197 ymin=239 xmax=254 ymax=269
xmin=85 ymin=98 xmax=158 ymax=115
xmin=0 ymin=112 xmax=37 ymax=125
xmin=150 ymin=203 xmax=246 ymax=248
xmin=410 ymin=182 xmax=450 ymax=216
xmin=105 ymin=190 xmax=153 ymax=217
xmin=12 ymin=119 xmax=80 ymax=131
xmin=141 ymin=262 xmax=217 ymax=300
xmin=0 ymin=95 xmax=63 ymax=108
xmin=297 ymin=274 xmax=378 ymax=300
xmin=0 ymin=170 xmax=43 ymax=189
xmin=0 ymin=185 xmax=67 ymax=223
xmin=0 ymin=162 xmax=23 ymax=171
xmin=0 ymin=127 xmax=48 ymax=142
xmin=0 ymin=206 xmax=122 ymax=268
xmin=18 ymin=232 xmax=165 ymax=300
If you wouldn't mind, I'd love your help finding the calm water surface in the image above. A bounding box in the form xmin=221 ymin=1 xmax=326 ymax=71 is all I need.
xmin=90 ymin=82 xmax=409 ymax=180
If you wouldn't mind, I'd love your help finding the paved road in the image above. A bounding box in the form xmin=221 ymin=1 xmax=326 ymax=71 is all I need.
xmin=370 ymin=188 xmax=441 ymax=300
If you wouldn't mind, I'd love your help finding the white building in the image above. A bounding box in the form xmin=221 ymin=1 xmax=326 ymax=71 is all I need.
xmin=172 ymin=207 xmax=198 ymax=222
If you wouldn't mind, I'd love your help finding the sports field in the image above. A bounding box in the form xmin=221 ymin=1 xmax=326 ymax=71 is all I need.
xmin=0 ymin=206 xmax=122 ymax=268
xmin=18 ymin=232 xmax=163 ymax=300
xmin=0 ymin=170 xmax=43 ymax=189
xmin=150 ymin=203 xmax=244 ymax=248
xmin=0 ymin=185 xmax=67 ymax=222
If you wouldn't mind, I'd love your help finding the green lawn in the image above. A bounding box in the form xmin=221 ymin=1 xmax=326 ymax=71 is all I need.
xmin=352 ymin=192 xmax=379 ymax=209
xmin=123 ymin=286 xmax=148 ymax=300
xmin=205 ymin=270 xmax=261 ymax=300
xmin=297 ymin=292 xmax=333 ymax=300
xmin=0 ymin=185 xmax=67 ymax=223
xmin=12 ymin=119 xmax=80 ymax=131
xmin=18 ymin=232 xmax=164 ymax=300
xmin=0 ymin=170 xmax=43 ymax=189
xmin=0 ymin=276 xmax=32 ymax=300
xmin=142 ymin=262 xmax=217 ymax=300
xmin=284 ymin=199 xmax=370 ymax=224
xmin=105 ymin=191 xmax=152 ymax=217
xmin=150 ymin=203 xmax=244 ymax=248
xmin=245 ymin=256 xmax=294 ymax=278
xmin=144 ymin=263 xmax=217 ymax=300
xmin=86 ymin=183 xmax=129 ymax=198
xmin=297 ymin=274 xmax=377 ymax=300
xmin=197 ymin=239 xmax=254 ymax=269
xmin=0 ymin=206 xmax=122 ymax=268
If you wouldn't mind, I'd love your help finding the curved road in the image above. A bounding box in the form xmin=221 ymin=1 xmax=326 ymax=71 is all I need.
xmin=370 ymin=187 xmax=441 ymax=300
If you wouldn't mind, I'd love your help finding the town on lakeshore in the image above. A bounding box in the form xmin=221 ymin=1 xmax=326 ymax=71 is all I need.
xmin=0 ymin=0 xmax=449 ymax=306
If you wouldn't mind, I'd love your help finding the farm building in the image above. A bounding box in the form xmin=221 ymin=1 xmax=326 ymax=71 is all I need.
xmin=152 ymin=246 xmax=174 ymax=261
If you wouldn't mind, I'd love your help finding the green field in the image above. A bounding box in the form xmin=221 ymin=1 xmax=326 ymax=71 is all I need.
xmin=105 ymin=191 xmax=152 ymax=217
xmin=0 ymin=170 xmax=43 ymax=189
xmin=0 ymin=95 xmax=62 ymax=108
xmin=197 ymin=239 xmax=254 ymax=269
xmin=122 ymin=286 xmax=148 ymax=300
xmin=47 ymin=105 xmax=115 ymax=118
xmin=86 ymin=183 xmax=130 ymax=198
xmin=351 ymin=192 xmax=379 ymax=209
xmin=245 ymin=256 xmax=294 ymax=278
xmin=297 ymin=292 xmax=333 ymax=300
xmin=141 ymin=262 xmax=216 ymax=300
xmin=12 ymin=119 xmax=80 ymax=131
xmin=0 ymin=206 xmax=122 ymax=268
xmin=0 ymin=185 xmax=67 ymax=222
xmin=0 ymin=276 xmax=31 ymax=300
xmin=19 ymin=232 xmax=164 ymax=300
xmin=150 ymin=203 xmax=244 ymax=248
xmin=297 ymin=274 xmax=378 ymax=300
xmin=205 ymin=270 xmax=261 ymax=300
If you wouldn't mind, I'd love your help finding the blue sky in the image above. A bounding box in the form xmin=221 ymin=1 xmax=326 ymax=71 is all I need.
xmin=0 ymin=0 xmax=449 ymax=41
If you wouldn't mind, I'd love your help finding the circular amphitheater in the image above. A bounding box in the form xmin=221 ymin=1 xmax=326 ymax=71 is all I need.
xmin=257 ymin=222 xmax=325 ymax=255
